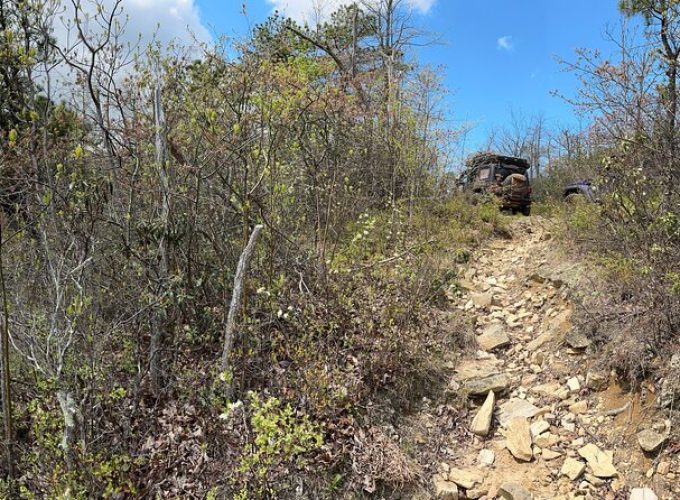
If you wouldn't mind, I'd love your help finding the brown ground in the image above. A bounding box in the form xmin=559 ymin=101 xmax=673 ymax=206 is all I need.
xmin=400 ymin=216 xmax=678 ymax=500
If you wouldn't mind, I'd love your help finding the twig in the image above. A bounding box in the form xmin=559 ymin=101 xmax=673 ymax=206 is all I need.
xmin=604 ymin=401 xmax=631 ymax=417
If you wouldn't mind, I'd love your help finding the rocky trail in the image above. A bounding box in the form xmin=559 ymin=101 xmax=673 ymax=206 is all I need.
xmin=422 ymin=217 xmax=678 ymax=500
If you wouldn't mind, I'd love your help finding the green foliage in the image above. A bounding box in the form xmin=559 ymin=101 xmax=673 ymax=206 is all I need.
xmin=226 ymin=392 xmax=323 ymax=497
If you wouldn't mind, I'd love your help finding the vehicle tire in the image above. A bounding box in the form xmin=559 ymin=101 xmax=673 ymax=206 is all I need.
xmin=565 ymin=193 xmax=586 ymax=204
xmin=521 ymin=206 xmax=531 ymax=216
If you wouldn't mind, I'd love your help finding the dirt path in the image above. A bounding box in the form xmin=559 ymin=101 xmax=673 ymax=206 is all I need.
xmin=427 ymin=217 xmax=677 ymax=500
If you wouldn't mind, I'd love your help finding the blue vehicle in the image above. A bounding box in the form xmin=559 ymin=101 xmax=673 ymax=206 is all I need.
xmin=563 ymin=180 xmax=597 ymax=203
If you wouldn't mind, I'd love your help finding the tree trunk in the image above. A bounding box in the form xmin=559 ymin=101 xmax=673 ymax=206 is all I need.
xmin=0 ymin=223 xmax=14 ymax=484
xmin=150 ymin=84 xmax=170 ymax=393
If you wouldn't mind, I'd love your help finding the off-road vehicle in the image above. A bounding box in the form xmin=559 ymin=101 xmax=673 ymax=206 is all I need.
xmin=457 ymin=152 xmax=532 ymax=215
xmin=563 ymin=180 xmax=597 ymax=203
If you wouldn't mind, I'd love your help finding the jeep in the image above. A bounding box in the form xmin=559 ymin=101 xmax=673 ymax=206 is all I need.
xmin=457 ymin=152 xmax=532 ymax=215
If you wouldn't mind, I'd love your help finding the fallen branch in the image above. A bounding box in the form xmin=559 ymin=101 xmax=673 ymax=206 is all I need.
xmin=220 ymin=225 xmax=264 ymax=386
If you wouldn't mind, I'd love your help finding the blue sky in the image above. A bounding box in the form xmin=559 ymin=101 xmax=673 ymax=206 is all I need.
xmin=191 ymin=0 xmax=627 ymax=152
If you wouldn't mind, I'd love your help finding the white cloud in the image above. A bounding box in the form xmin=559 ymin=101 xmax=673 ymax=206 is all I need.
xmin=267 ymin=0 xmax=436 ymax=23
xmin=45 ymin=0 xmax=212 ymax=100
xmin=52 ymin=0 xmax=212 ymax=51
xmin=497 ymin=35 xmax=514 ymax=51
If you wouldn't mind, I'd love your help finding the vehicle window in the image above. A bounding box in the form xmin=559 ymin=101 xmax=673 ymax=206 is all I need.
xmin=476 ymin=167 xmax=491 ymax=180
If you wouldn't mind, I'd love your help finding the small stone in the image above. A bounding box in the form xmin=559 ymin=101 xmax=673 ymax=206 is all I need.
xmin=561 ymin=457 xmax=586 ymax=480
xmin=585 ymin=371 xmax=608 ymax=391
xmin=637 ymin=429 xmax=667 ymax=453
xmin=470 ymin=390 xmax=495 ymax=436
xmin=478 ymin=448 xmax=495 ymax=466
xmin=629 ymin=488 xmax=658 ymax=500
xmin=567 ymin=377 xmax=581 ymax=393
xmin=534 ymin=432 xmax=559 ymax=448
xmin=584 ymin=473 xmax=605 ymax=487
xmin=542 ymin=449 xmax=562 ymax=461
xmin=568 ymin=401 xmax=588 ymax=415
xmin=578 ymin=443 xmax=618 ymax=478
xmin=657 ymin=461 xmax=671 ymax=475
xmin=498 ymin=482 xmax=533 ymax=500
xmin=506 ymin=417 xmax=533 ymax=462
xmin=434 ymin=479 xmax=459 ymax=500
xmin=471 ymin=291 xmax=497 ymax=308
xmin=565 ymin=330 xmax=591 ymax=349
xmin=530 ymin=420 xmax=550 ymax=438
xmin=447 ymin=468 xmax=483 ymax=490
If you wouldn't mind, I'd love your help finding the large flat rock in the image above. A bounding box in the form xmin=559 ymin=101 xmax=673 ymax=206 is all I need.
xmin=464 ymin=372 xmax=512 ymax=397
xmin=498 ymin=398 xmax=540 ymax=427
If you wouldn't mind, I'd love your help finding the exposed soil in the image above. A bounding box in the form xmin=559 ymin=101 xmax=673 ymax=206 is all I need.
xmin=403 ymin=216 xmax=679 ymax=500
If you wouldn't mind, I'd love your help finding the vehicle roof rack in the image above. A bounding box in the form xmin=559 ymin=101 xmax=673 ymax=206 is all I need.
xmin=465 ymin=151 xmax=530 ymax=171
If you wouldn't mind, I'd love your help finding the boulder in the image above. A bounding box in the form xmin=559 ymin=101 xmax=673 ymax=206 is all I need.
xmin=560 ymin=457 xmax=586 ymax=481
xmin=498 ymin=482 xmax=533 ymax=500
xmin=637 ymin=429 xmax=667 ymax=453
xmin=506 ymin=417 xmax=533 ymax=462
xmin=470 ymin=391 xmax=495 ymax=436
xmin=577 ymin=443 xmax=618 ymax=478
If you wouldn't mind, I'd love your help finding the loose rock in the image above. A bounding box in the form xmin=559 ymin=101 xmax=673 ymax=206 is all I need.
xmin=477 ymin=327 xmax=510 ymax=351
xmin=464 ymin=372 xmax=511 ymax=397
xmin=470 ymin=390 xmax=495 ymax=436
xmin=448 ymin=468 xmax=483 ymax=490
xmin=629 ymin=488 xmax=658 ymax=500
xmin=470 ymin=291 xmax=497 ymax=308
xmin=578 ymin=443 xmax=618 ymax=478
xmin=568 ymin=400 xmax=588 ymax=415
xmin=498 ymin=482 xmax=533 ymax=500
xmin=565 ymin=330 xmax=591 ymax=349
xmin=477 ymin=448 xmax=495 ymax=466
xmin=530 ymin=420 xmax=550 ymax=438
xmin=506 ymin=417 xmax=533 ymax=462
xmin=637 ymin=429 xmax=667 ymax=453
xmin=433 ymin=479 xmax=459 ymax=500
xmin=567 ymin=377 xmax=581 ymax=393
xmin=560 ymin=457 xmax=586 ymax=481
xmin=499 ymin=398 xmax=540 ymax=426
xmin=585 ymin=371 xmax=608 ymax=391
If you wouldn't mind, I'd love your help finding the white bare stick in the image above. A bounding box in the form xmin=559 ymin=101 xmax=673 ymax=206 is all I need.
xmin=221 ymin=225 xmax=264 ymax=379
